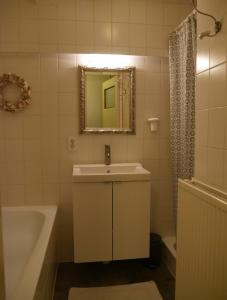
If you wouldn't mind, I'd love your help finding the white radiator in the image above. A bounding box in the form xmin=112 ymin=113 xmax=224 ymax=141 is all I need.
xmin=176 ymin=179 xmax=227 ymax=300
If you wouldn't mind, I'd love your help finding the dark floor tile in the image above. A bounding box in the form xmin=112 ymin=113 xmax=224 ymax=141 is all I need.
xmin=54 ymin=260 xmax=175 ymax=300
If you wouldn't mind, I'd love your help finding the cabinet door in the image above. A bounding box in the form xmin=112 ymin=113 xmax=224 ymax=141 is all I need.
xmin=73 ymin=183 xmax=112 ymax=262
xmin=113 ymin=181 xmax=150 ymax=260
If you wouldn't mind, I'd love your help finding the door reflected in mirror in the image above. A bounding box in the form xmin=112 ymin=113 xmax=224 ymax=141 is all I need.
xmin=79 ymin=66 xmax=135 ymax=134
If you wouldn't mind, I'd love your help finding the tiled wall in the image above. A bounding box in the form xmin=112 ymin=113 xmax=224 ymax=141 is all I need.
xmin=0 ymin=0 xmax=192 ymax=261
xmin=195 ymin=0 xmax=227 ymax=191
xmin=0 ymin=0 xmax=192 ymax=56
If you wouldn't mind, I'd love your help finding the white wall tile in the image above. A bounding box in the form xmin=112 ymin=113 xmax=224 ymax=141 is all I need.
xmin=0 ymin=164 xmax=7 ymax=186
xmin=24 ymin=116 xmax=41 ymax=139
xmin=40 ymin=55 xmax=58 ymax=92
xmin=41 ymin=116 xmax=59 ymax=139
xmin=195 ymin=110 xmax=208 ymax=147
xmin=77 ymin=136 xmax=93 ymax=163
xmin=7 ymin=162 xmax=25 ymax=185
xmin=208 ymin=108 xmax=225 ymax=148
xmin=194 ymin=145 xmax=208 ymax=182
xmin=209 ymin=63 xmax=227 ymax=108
xmin=0 ymin=141 xmax=5 ymax=165
xmin=59 ymin=116 xmax=77 ymax=138
xmin=112 ymin=23 xmax=129 ymax=47
xmin=147 ymin=1 xmax=164 ymax=25
xmin=25 ymin=161 xmax=42 ymax=184
xmin=94 ymin=0 xmax=111 ymax=22
xmin=164 ymin=4 xmax=181 ymax=26
xmin=25 ymin=184 xmax=43 ymax=204
xmin=147 ymin=25 xmax=165 ymax=50
xmin=143 ymin=137 xmax=160 ymax=160
xmin=110 ymin=136 xmax=128 ymax=163
xmin=94 ymin=22 xmax=111 ymax=47
xmin=0 ymin=0 xmax=20 ymax=19
xmin=58 ymin=21 xmax=76 ymax=45
xmin=4 ymin=115 xmax=23 ymax=140
xmin=197 ymin=39 xmax=210 ymax=74
xmin=76 ymin=0 xmax=94 ymax=21
xmin=38 ymin=0 xmax=57 ymax=19
xmin=0 ymin=19 xmax=19 ymax=44
xmin=19 ymin=20 xmax=39 ymax=44
xmin=76 ymin=21 xmax=94 ymax=47
xmin=145 ymin=73 xmax=161 ymax=93
xmin=207 ymin=148 xmax=224 ymax=188
xmin=43 ymin=161 xmax=59 ymax=183
xmin=129 ymin=0 xmax=146 ymax=24
xmin=57 ymin=0 xmax=76 ymax=20
xmin=24 ymin=140 xmax=42 ymax=161
xmin=39 ymin=20 xmax=58 ymax=44
xmin=19 ymin=0 xmax=38 ymax=18
xmin=7 ymin=185 xmax=25 ymax=206
xmin=41 ymin=139 xmax=59 ymax=161
xmin=196 ymin=71 xmax=209 ymax=110
xmin=43 ymin=183 xmax=59 ymax=204
xmin=5 ymin=140 xmax=23 ymax=162
xmin=59 ymin=93 xmax=76 ymax=115
xmin=112 ymin=0 xmax=129 ymax=23
xmin=129 ymin=24 xmax=146 ymax=48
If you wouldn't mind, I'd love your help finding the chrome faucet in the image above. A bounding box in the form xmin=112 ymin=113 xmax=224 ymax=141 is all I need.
xmin=105 ymin=144 xmax=111 ymax=165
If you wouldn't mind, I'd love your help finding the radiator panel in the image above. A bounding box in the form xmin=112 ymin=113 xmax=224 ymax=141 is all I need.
xmin=176 ymin=180 xmax=227 ymax=300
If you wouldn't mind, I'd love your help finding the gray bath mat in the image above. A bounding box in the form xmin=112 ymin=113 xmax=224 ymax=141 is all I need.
xmin=68 ymin=281 xmax=163 ymax=300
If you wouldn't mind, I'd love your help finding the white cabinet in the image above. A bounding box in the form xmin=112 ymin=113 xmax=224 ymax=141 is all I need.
xmin=73 ymin=181 xmax=150 ymax=263
xmin=73 ymin=183 xmax=113 ymax=262
xmin=113 ymin=181 xmax=150 ymax=260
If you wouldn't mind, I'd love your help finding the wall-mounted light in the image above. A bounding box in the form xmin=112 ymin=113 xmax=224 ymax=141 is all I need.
xmin=77 ymin=54 xmax=134 ymax=69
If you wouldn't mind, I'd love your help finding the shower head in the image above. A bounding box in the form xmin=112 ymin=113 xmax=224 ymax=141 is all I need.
xmin=199 ymin=30 xmax=211 ymax=39
xmin=198 ymin=20 xmax=222 ymax=39
xmin=192 ymin=0 xmax=222 ymax=39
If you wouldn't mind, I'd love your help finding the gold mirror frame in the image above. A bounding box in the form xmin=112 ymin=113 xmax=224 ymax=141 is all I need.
xmin=79 ymin=66 xmax=136 ymax=135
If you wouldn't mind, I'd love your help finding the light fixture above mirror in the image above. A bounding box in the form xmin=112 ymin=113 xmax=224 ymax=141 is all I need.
xmin=79 ymin=66 xmax=136 ymax=135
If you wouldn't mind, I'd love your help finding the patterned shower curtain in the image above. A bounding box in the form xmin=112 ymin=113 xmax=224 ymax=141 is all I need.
xmin=169 ymin=14 xmax=196 ymax=229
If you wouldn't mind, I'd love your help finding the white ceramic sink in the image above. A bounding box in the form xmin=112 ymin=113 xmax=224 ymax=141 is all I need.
xmin=72 ymin=163 xmax=151 ymax=182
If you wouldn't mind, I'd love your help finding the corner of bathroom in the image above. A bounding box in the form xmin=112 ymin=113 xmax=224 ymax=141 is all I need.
xmin=1 ymin=0 xmax=227 ymax=300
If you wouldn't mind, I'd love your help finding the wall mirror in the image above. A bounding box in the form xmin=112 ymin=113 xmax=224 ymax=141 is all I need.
xmin=79 ymin=66 xmax=135 ymax=134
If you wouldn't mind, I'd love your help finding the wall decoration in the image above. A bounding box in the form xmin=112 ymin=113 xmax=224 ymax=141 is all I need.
xmin=0 ymin=73 xmax=31 ymax=112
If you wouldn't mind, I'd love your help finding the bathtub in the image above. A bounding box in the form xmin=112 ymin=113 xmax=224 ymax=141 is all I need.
xmin=2 ymin=206 xmax=58 ymax=300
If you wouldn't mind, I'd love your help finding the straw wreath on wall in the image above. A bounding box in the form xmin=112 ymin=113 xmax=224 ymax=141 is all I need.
xmin=0 ymin=73 xmax=31 ymax=112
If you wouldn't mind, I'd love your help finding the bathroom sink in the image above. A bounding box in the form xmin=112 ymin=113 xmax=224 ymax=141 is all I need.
xmin=72 ymin=163 xmax=151 ymax=182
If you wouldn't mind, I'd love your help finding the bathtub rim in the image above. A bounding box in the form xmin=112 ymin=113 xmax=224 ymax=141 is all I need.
xmin=2 ymin=205 xmax=58 ymax=300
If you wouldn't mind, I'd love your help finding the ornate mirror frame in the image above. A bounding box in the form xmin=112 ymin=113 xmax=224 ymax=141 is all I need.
xmin=79 ymin=65 xmax=136 ymax=135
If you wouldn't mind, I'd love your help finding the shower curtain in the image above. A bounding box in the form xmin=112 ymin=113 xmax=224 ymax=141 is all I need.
xmin=169 ymin=14 xmax=196 ymax=229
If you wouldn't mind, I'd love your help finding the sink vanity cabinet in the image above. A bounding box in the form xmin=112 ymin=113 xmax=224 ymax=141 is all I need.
xmin=72 ymin=163 xmax=151 ymax=263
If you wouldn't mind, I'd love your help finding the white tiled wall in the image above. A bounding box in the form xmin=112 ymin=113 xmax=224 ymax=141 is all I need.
xmin=0 ymin=0 xmax=192 ymax=261
xmin=0 ymin=0 xmax=193 ymax=55
xmin=195 ymin=0 xmax=227 ymax=192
